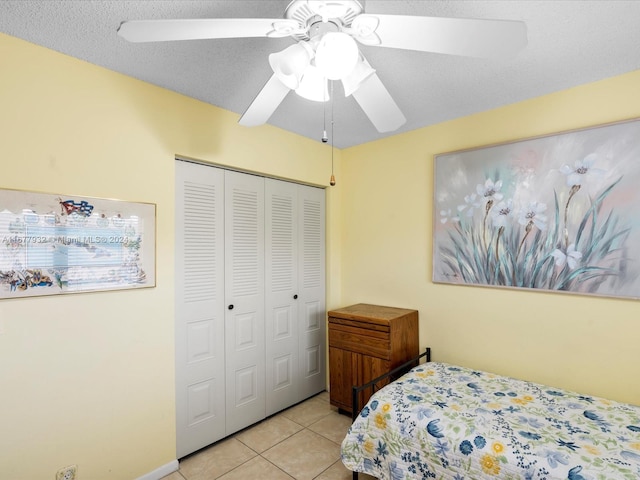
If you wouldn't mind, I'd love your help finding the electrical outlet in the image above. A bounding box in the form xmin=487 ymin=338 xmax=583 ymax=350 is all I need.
xmin=56 ymin=465 xmax=77 ymax=480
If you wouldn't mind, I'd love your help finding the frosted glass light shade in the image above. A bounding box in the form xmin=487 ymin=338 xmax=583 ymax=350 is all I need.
xmin=341 ymin=57 xmax=375 ymax=96
xmin=295 ymin=66 xmax=329 ymax=102
xmin=268 ymin=41 xmax=313 ymax=90
xmin=315 ymin=32 xmax=358 ymax=80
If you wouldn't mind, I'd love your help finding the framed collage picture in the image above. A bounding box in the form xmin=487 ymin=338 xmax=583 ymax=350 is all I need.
xmin=0 ymin=188 xmax=155 ymax=299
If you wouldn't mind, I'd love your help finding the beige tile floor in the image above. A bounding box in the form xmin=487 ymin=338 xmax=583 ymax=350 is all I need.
xmin=162 ymin=391 xmax=376 ymax=480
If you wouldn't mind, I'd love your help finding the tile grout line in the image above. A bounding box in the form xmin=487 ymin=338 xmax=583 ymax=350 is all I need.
xmin=214 ymin=422 xmax=334 ymax=480
xmin=174 ymin=392 xmax=350 ymax=480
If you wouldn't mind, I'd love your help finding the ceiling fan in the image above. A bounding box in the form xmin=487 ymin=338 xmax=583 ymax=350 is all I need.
xmin=117 ymin=0 xmax=527 ymax=134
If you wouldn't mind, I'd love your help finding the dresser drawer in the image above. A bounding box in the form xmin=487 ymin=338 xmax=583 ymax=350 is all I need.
xmin=328 ymin=320 xmax=390 ymax=359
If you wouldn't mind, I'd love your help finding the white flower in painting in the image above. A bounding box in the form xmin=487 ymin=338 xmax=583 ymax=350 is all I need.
xmin=491 ymin=199 xmax=514 ymax=228
xmin=552 ymin=244 xmax=583 ymax=269
xmin=559 ymin=153 xmax=606 ymax=187
xmin=476 ymin=178 xmax=504 ymax=202
xmin=518 ymin=201 xmax=548 ymax=231
xmin=457 ymin=193 xmax=479 ymax=217
xmin=439 ymin=209 xmax=459 ymax=224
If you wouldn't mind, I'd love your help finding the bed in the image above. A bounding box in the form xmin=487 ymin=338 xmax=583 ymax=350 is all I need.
xmin=341 ymin=350 xmax=640 ymax=480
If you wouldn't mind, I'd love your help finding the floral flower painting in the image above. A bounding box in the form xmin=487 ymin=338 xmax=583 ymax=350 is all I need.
xmin=433 ymin=119 xmax=640 ymax=299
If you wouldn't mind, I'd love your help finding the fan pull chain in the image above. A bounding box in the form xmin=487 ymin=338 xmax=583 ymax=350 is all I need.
xmin=322 ymin=91 xmax=328 ymax=144
xmin=330 ymin=80 xmax=336 ymax=186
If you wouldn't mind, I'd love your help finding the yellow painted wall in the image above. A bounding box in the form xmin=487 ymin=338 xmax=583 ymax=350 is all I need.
xmin=3 ymin=26 xmax=639 ymax=480
xmin=341 ymin=69 xmax=640 ymax=406
xmin=0 ymin=33 xmax=340 ymax=480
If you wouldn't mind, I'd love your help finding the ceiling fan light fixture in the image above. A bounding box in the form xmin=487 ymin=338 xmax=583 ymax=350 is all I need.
xmin=341 ymin=56 xmax=375 ymax=97
xmin=268 ymin=41 xmax=314 ymax=89
xmin=295 ymin=66 xmax=329 ymax=102
xmin=314 ymin=32 xmax=359 ymax=80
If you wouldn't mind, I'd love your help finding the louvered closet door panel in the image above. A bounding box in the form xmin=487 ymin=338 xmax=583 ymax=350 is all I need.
xmin=298 ymin=185 xmax=326 ymax=398
xmin=175 ymin=160 xmax=226 ymax=458
xmin=265 ymin=179 xmax=299 ymax=416
xmin=224 ymin=170 xmax=265 ymax=434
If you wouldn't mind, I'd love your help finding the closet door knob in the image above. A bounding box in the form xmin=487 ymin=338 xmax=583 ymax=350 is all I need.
xmin=293 ymin=294 xmax=298 ymax=300
xmin=228 ymin=304 xmax=234 ymax=310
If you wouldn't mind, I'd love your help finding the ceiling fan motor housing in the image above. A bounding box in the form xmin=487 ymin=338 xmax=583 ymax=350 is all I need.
xmin=284 ymin=0 xmax=364 ymax=41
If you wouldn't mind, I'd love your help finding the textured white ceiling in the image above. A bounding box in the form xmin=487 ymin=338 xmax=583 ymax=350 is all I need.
xmin=1 ymin=1 xmax=639 ymax=148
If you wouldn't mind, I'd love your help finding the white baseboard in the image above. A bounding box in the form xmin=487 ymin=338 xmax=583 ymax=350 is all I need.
xmin=136 ymin=460 xmax=179 ymax=480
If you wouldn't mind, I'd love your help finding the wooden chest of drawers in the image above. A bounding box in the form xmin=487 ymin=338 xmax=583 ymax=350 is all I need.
xmin=328 ymin=303 xmax=419 ymax=413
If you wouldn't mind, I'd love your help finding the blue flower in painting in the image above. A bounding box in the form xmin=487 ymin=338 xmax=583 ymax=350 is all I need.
xmin=427 ymin=419 xmax=445 ymax=438
xmin=627 ymin=425 xmax=640 ymax=432
xmin=494 ymin=392 xmax=506 ymax=397
xmin=407 ymin=394 xmax=423 ymax=402
xmin=551 ymin=244 xmax=582 ymax=270
xmin=474 ymin=436 xmax=486 ymax=449
xmin=467 ymin=382 xmax=481 ymax=391
xmin=540 ymin=449 xmax=569 ymax=468
xmin=546 ymin=390 xmax=565 ymax=397
xmin=507 ymin=391 xmax=518 ymax=397
xmin=519 ymin=431 xmax=542 ymax=440
xmin=559 ymin=153 xmax=605 ymax=188
xmin=459 ymin=440 xmax=474 ymax=455
xmin=448 ymin=367 xmax=462 ymax=372
xmin=356 ymin=433 xmax=365 ymax=443
xmin=567 ymin=465 xmax=586 ymax=480
xmin=360 ymin=406 xmax=370 ymax=418
xmin=376 ymin=440 xmax=389 ymax=458
xmin=458 ymin=193 xmax=479 ymax=218
xmin=506 ymin=406 xmax=519 ymax=414
xmin=491 ymin=199 xmax=514 ymax=228
xmin=370 ymin=400 xmax=379 ymax=410
xmin=578 ymin=395 xmax=594 ymax=403
xmin=518 ymin=201 xmax=548 ymax=231
xmin=433 ymin=401 xmax=448 ymax=409
xmin=453 ymin=474 xmax=465 ymax=480
xmin=477 ymin=178 xmax=504 ymax=202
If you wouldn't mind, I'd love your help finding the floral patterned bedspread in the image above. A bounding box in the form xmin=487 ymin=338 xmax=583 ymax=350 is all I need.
xmin=341 ymin=362 xmax=640 ymax=480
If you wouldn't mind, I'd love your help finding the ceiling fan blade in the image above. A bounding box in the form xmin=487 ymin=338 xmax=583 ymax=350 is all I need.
xmin=239 ymin=74 xmax=291 ymax=127
xmin=117 ymin=18 xmax=288 ymax=43
xmin=357 ymin=14 xmax=527 ymax=59
xmin=351 ymin=73 xmax=406 ymax=133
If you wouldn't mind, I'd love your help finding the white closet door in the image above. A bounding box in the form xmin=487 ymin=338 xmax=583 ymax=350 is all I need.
xmin=175 ymin=161 xmax=226 ymax=458
xmin=224 ymin=170 xmax=266 ymax=434
xmin=298 ymin=185 xmax=326 ymax=398
xmin=265 ymin=179 xmax=299 ymax=415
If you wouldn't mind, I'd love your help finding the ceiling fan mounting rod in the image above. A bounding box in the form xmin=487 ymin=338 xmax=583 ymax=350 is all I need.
xmin=308 ymin=18 xmax=341 ymax=39
xmin=284 ymin=0 xmax=364 ymax=41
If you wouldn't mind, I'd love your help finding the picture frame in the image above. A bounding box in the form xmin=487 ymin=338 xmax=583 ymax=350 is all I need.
xmin=433 ymin=118 xmax=640 ymax=300
xmin=0 ymin=188 xmax=155 ymax=299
